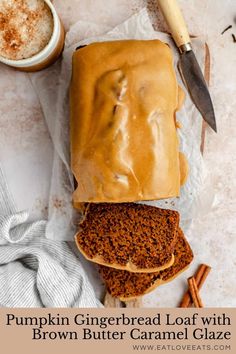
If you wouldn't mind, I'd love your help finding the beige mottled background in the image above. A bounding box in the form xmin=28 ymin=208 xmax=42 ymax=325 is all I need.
xmin=0 ymin=0 xmax=235 ymax=307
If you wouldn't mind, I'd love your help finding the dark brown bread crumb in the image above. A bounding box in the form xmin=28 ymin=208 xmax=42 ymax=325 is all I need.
xmin=99 ymin=228 xmax=193 ymax=299
xmin=76 ymin=203 xmax=179 ymax=271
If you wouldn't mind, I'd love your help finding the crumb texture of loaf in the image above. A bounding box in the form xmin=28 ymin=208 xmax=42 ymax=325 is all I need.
xmin=99 ymin=228 xmax=194 ymax=300
xmin=70 ymin=39 xmax=187 ymax=204
xmin=75 ymin=203 xmax=179 ymax=272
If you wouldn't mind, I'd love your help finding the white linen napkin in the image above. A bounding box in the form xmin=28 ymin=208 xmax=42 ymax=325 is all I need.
xmin=0 ymin=164 xmax=101 ymax=307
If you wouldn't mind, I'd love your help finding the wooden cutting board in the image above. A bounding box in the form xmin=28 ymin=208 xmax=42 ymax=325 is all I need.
xmin=103 ymin=41 xmax=211 ymax=308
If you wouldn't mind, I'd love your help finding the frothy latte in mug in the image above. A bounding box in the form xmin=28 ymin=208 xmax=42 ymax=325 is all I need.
xmin=0 ymin=0 xmax=54 ymax=60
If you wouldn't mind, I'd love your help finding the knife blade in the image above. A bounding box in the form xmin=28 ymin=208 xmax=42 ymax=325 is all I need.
xmin=157 ymin=0 xmax=217 ymax=132
xmin=179 ymin=49 xmax=217 ymax=132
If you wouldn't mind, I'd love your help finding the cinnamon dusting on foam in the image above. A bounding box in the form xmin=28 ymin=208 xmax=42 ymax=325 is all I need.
xmin=0 ymin=0 xmax=53 ymax=60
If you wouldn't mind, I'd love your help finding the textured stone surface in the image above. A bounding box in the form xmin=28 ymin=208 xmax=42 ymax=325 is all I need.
xmin=0 ymin=0 xmax=235 ymax=306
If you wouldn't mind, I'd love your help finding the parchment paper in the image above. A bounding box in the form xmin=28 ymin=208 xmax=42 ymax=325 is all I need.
xmin=30 ymin=8 xmax=214 ymax=241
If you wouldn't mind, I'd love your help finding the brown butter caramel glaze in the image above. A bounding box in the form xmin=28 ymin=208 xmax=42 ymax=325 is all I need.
xmin=70 ymin=40 xmax=187 ymax=204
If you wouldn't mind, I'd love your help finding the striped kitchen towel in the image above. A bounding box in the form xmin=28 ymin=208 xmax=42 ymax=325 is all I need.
xmin=0 ymin=164 xmax=101 ymax=308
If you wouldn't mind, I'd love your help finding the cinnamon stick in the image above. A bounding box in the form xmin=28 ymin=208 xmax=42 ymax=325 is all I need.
xmin=188 ymin=277 xmax=204 ymax=308
xmin=179 ymin=264 xmax=211 ymax=308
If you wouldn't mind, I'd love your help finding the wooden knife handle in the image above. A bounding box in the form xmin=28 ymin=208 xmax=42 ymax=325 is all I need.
xmin=157 ymin=0 xmax=191 ymax=48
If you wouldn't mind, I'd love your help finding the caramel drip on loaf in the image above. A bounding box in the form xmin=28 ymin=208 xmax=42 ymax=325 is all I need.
xmin=70 ymin=40 xmax=187 ymax=204
xmin=75 ymin=203 xmax=179 ymax=272
xmin=99 ymin=228 xmax=194 ymax=300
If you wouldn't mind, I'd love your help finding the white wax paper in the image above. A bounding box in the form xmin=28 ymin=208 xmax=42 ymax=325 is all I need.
xmin=30 ymin=8 xmax=214 ymax=241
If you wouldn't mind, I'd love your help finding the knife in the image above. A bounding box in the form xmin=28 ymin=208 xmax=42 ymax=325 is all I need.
xmin=157 ymin=0 xmax=217 ymax=132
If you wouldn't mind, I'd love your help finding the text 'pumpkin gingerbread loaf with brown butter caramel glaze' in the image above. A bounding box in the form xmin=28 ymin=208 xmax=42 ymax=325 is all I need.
xmin=75 ymin=203 xmax=179 ymax=273
xmin=70 ymin=39 xmax=188 ymax=205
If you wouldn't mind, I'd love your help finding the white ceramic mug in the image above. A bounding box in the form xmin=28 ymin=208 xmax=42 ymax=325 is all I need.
xmin=0 ymin=0 xmax=65 ymax=71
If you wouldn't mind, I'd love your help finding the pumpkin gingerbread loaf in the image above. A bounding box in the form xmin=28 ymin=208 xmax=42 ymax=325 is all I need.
xmin=70 ymin=39 xmax=188 ymax=205
xmin=75 ymin=203 xmax=179 ymax=273
xmin=99 ymin=228 xmax=193 ymax=300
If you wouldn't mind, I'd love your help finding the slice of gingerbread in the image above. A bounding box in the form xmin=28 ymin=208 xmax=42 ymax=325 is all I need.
xmin=75 ymin=203 xmax=179 ymax=273
xmin=99 ymin=228 xmax=193 ymax=300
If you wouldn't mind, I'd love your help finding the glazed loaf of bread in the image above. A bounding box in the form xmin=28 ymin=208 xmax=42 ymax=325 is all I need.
xmin=70 ymin=40 xmax=187 ymax=205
